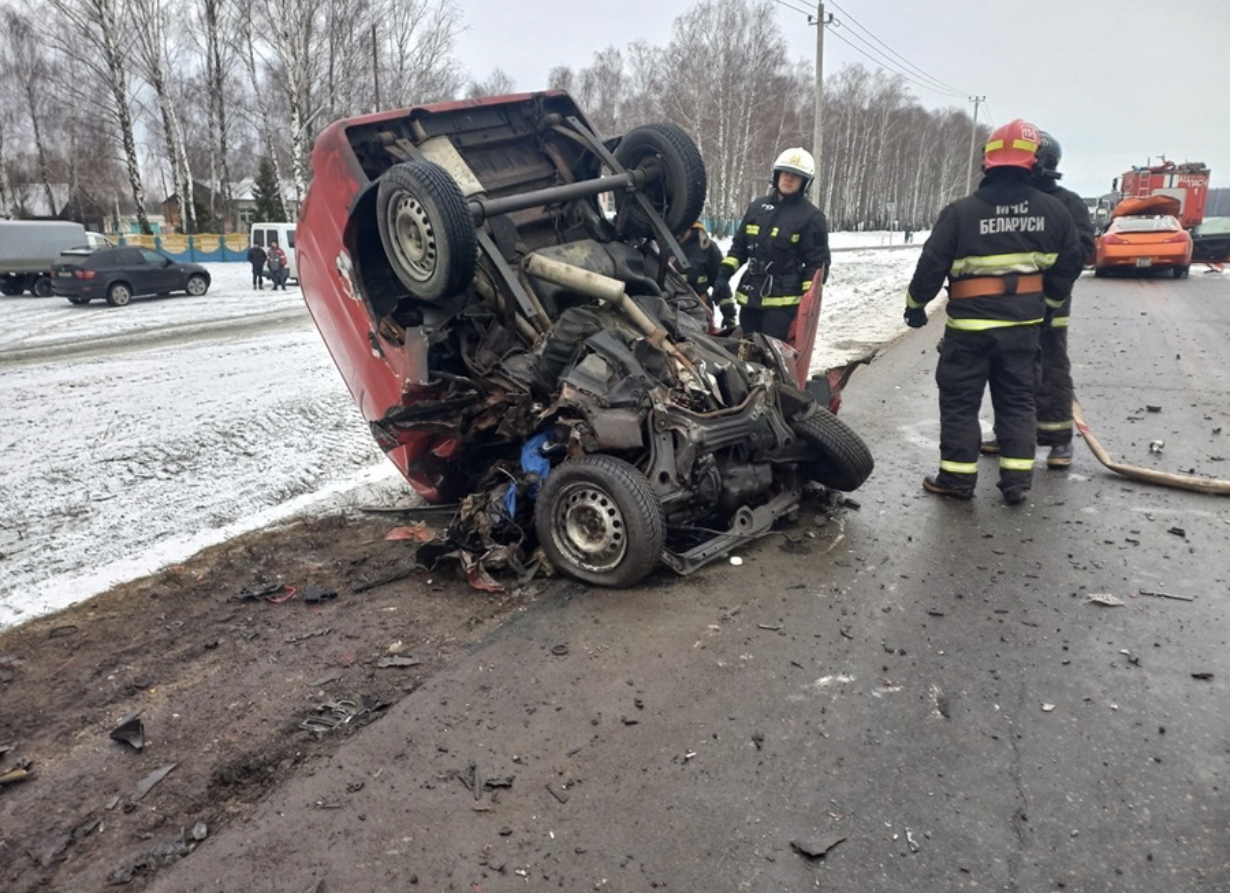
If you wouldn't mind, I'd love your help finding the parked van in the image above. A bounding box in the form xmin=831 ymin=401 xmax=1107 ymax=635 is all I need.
xmin=249 ymin=222 xmax=298 ymax=282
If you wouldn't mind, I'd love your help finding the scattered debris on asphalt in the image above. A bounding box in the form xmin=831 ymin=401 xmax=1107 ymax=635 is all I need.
xmin=1167 ymin=527 xmax=1186 ymax=537
xmin=0 ymin=759 xmax=32 ymax=785
xmin=790 ymin=835 xmax=846 ymax=860
xmin=1191 ymin=672 xmax=1215 ymax=681
xmin=1149 ymin=440 xmax=1164 ymax=454
xmin=729 ymin=556 xmax=744 ymax=566
xmin=109 ymin=714 xmax=145 ymax=751
xmin=285 ymin=628 xmax=332 ymax=644
xmin=106 ymin=824 xmax=209 ymax=885
xmin=906 ymin=828 xmax=921 ymax=853
xmin=1088 ymin=593 xmax=1125 ymax=607
xmin=303 ymin=585 xmax=338 ymax=605
xmin=1041 ymin=703 xmax=1056 ymax=712
xmin=1146 ymin=405 xmax=1162 ymax=413
xmin=1136 ymin=589 xmax=1192 ymax=602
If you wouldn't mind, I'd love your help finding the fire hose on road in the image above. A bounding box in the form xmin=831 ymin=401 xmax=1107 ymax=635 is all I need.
xmin=1072 ymin=399 xmax=1230 ymax=496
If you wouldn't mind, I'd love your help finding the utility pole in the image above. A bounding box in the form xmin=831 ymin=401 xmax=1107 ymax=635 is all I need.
xmin=966 ymin=95 xmax=985 ymax=193
xmin=808 ymin=2 xmax=834 ymax=208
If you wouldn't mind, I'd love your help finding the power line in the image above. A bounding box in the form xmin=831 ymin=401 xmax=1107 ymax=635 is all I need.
xmin=769 ymin=0 xmax=815 ymax=17
xmin=827 ymin=27 xmax=967 ymax=99
xmin=827 ymin=0 xmax=971 ymax=97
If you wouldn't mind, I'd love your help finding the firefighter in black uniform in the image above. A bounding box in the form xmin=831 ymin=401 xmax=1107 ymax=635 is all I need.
xmin=981 ymin=131 xmax=1095 ymax=468
xmin=711 ymin=147 xmax=830 ymax=340
xmin=677 ymin=221 xmax=724 ymax=314
xmin=905 ymin=119 xmax=1082 ymax=505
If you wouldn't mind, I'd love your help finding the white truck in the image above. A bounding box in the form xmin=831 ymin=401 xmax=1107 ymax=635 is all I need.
xmin=0 ymin=220 xmax=109 ymax=296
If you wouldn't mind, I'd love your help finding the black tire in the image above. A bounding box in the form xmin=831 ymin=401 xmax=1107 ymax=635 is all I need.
xmin=1094 ymin=267 xmax=1109 ymax=278
xmin=106 ymin=282 xmax=132 ymax=307
xmin=534 ymin=455 xmax=666 ymax=588
xmin=185 ymin=274 xmax=209 ymax=296
xmin=613 ymin=123 xmax=707 ymax=240
xmin=32 ymin=276 xmax=53 ymax=298
xmin=67 ymin=296 xmax=90 ymax=305
xmin=376 ymin=160 xmax=477 ymax=302
xmin=792 ymin=409 xmax=874 ymax=492
xmin=1173 ymin=265 xmax=1190 ymax=279
xmin=0 ymin=282 xmax=21 ymax=296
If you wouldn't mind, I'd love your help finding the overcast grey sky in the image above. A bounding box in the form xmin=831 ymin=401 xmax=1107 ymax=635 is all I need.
xmin=451 ymin=0 xmax=1230 ymax=198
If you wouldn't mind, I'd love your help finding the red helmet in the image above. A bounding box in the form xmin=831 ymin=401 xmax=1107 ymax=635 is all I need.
xmin=983 ymin=119 xmax=1041 ymax=171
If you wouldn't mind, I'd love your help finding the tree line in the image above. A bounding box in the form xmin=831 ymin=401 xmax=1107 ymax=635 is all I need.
xmin=0 ymin=0 xmax=985 ymax=234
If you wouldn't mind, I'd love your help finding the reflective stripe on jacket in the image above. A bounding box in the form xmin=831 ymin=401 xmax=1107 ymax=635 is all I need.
xmin=721 ymin=190 xmax=830 ymax=310
xmin=906 ymin=170 xmax=1082 ymax=330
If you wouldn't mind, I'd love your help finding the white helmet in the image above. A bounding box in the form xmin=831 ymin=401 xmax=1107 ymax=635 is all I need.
xmin=772 ymin=147 xmax=816 ymax=191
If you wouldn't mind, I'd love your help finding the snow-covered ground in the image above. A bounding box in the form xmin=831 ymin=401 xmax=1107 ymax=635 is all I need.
xmin=0 ymin=233 xmax=925 ymax=630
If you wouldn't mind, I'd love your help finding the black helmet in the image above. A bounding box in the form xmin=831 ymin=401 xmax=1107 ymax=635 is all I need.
xmin=1034 ymin=131 xmax=1063 ymax=180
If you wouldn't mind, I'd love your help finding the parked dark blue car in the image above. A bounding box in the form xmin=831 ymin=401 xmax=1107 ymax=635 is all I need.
xmin=51 ymin=246 xmax=211 ymax=307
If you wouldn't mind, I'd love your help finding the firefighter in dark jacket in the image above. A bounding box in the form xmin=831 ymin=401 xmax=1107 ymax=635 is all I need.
xmin=905 ymin=119 xmax=1082 ymax=505
xmin=981 ymin=131 xmax=1094 ymax=468
xmin=711 ymin=147 xmax=830 ymax=341
xmin=677 ymin=221 xmax=724 ymax=312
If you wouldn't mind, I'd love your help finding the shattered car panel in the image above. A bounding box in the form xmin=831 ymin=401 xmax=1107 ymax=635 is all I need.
xmin=298 ymin=91 xmax=873 ymax=587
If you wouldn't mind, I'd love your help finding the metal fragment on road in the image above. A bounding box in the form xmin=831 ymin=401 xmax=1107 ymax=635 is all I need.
xmin=1041 ymin=703 xmax=1056 ymax=712
xmin=1087 ymin=593 xmax=1125 ymax=607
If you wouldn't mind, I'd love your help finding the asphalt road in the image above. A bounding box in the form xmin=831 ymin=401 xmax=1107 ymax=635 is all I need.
xmin=148 ymin=270 xmax=1230 ymax=893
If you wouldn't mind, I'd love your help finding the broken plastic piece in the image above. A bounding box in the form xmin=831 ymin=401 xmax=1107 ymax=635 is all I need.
xmin=109 ymin=714 xmax=145 ymax=751
xmin=1087 ymin=593 xmax=1125 ymax=607
xmin=131 ymin=762 xmax=178 ymax=802
xmin=790 ymin=835 xmax=846 ymax=860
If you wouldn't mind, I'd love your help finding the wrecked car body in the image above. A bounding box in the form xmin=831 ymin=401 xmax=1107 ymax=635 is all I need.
xmin=298 ymin=91 xmax=872 ymax=587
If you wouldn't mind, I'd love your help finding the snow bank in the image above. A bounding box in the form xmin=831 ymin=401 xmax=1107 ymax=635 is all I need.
xmin=0 ymin=240 xmax=926 ymax=630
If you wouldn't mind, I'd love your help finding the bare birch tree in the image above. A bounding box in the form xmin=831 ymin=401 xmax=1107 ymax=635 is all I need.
xmin=4 ymin=10 xmax=58 ymax=216
xmin=46 ymin=0 xmax=152 ymax=232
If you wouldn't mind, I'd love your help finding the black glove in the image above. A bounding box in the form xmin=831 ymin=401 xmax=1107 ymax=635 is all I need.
xmin=904 ymin=306 xmax=927 ymax=328
xmin=720 ymin=304 xmax=737 ymax=327
xmin=711 ymin=276 xmax=732 ymax=306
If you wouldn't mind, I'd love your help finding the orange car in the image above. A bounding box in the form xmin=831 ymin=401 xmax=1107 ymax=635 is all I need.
xmin=1094 ymin=214 xmax=1193 ymax=278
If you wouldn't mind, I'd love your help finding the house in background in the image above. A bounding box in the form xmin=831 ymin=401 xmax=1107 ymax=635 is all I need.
xmin=8 ymin=181 xmax=115 ymax=232
xmin=162 ymin=179 xmax=301 ymax=233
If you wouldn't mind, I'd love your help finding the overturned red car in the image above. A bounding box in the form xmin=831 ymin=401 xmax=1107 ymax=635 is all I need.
xmin=296 ymin=91 xmax=872 ymax=587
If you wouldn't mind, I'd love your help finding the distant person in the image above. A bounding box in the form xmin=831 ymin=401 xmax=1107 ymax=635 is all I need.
xmin=266 ymin=239 xmax=289 ymax=290
xmin=246 ymin=241 xmax=267 ymax=290
xmin=903 ymin=119 xmax=1082 ymax=506
xmin=981 ymin=130 xmax=1095 ymax=469
xmin=711 ymin=147 xmax=830 ymax=340
xmin=904 ymin=226 xmax=913 ymax=244
xmin=677 ymin=221 xmax=723 ymax=322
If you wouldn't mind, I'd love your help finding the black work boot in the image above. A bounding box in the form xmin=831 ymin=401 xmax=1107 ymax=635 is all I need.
xmin=1046 ymin=443 xmax=1073 ymax=468
xmin=979 ymin=440 xmax=1001 ymax=455
xmin=922 ymin=475 xmax=974 ymax=501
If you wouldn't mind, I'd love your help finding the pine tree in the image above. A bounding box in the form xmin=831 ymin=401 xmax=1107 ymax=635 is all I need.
xmin=251 ymin=156 xmax=287 ymax=222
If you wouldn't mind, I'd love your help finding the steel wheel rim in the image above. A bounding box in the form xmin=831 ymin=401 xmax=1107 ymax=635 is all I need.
xmin=551 ymin=483 xmax=627 ymax=573
xmin=187 ymin=277 xmax=206 ymax=295
xmin=388 ymin=193 xmax=438 ymax=283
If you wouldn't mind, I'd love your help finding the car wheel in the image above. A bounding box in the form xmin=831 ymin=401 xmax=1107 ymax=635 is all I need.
xmin=106 ymin=282 xmax=132 ymax=307
xmin=376 ymin=160 xmax=477 ymax=302
xmin=534 ymin=455 xmax=666 ymax=588
xmin=613 ymin=123 xmax=707 ymax=240
xmin=67 ymin=296 xmax=90 ymax=305
xmin=1094 ymin=267 xmax=1109 ymax=278
xmin=32 ymin=276 xmax=53 ymax=298
xmin=1172 ymin=265 xmax=1190 ymax=279
xmin=186 ymin=274 xmax=209 ymax=296
xmin=791 ymin=409 xmax=874 ymax=492
xmin=0 ymin=282 xmax=21 ymax=297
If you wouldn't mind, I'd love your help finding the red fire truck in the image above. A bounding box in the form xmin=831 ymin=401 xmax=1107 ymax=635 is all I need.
xmin=1115 ymin=160 xmax=1210 ymax=229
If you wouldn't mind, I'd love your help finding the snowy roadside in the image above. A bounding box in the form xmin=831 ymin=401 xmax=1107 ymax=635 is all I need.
xmin=0 ymin=238 xmax=925 ymax=630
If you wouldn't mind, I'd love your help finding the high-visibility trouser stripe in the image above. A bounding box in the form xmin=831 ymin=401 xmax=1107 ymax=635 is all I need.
xmin=940 ymin=460 xmax=978 ymax=475
xmin=950 ymin=252 xmax=1058 ymax=277
xmin=736 ymin=294 xmax=802 ymax=307
xmin=945 ymin=317 xmax=1043 ymax=331
xmin=999 ymin=457 xmax=1035 ymax=471
xmin=801 ymin=281 xmax=813 ymax=292
xmin=1049 ymin=315 xmax=1069 ymax=328
xmin=905 ymin=290 xmax=928 ymax=309
xmin=1037 ymin=419 xmax=1073 ymax=431
xmin=1045 ymin=297 xmax=1064 ymax=310
xmin=721 ymin=256 xmax=740 ymax=271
